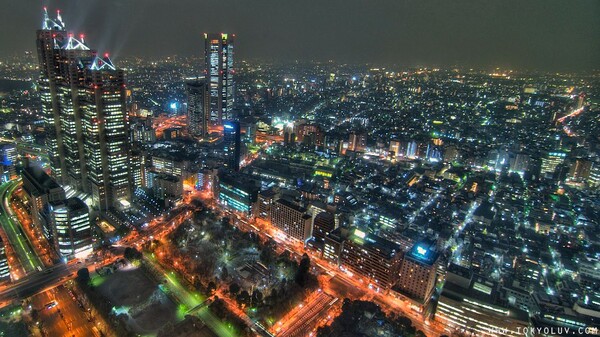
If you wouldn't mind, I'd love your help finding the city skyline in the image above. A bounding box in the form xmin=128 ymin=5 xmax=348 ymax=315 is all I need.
xmin=0 ymin=0 xmax=598 ymax=71
xmin=0 ymin=3 xmax=598 ymax=337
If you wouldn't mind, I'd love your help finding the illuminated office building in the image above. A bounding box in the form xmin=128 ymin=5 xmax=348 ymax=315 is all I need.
xmin=223 ymin=121 xmax=241 ymax=171
xmin=36 ymin=8 xmax=131 ymax=211
xmin=540 ymin=152 xmax=566 ymax=177
xmin=435 ymin=264 xmax=529 ymax=337
xmin=50 ymin=197 xmax=92 ymax=260
xmin=186 ymin=79 xmax=209 ymax=138
xmin=271 ymin=199 xmax=313 ymax=242
xmin=217 ymin=173 xmax=259 ymax=215
xmin=204 ymin=33 xmax=234 ymax=124
xmin=340 ymin=228 xmax=402 ymax=291
xmin=0 ymin=237 xmax=9 ymax=280
xmin=397 ymin=241 xmax=439 ymax=303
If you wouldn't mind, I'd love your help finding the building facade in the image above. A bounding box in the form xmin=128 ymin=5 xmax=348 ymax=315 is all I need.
xmin=223 ymin=120 xmax=241 ymax=171
xmin=50 ymin=197 xmax=92 ymax=260
xmin=186 ymin=79 xmax=209 ymax=138
xmin=271 ymin=198 xmax=313 ymax=242
xmin=204 ymin=33 xmax=234 ymax=124
xmin=340 ymin=228 xmax=402 ymax=291
xmin=36 ymin=8 xmax=131 ymax=211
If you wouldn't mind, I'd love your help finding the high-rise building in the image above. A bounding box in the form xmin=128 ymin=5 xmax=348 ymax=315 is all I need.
xmin=540 ymin=152 xmax=566 ymax=178
xmin=271 ymin=199 xmax=313 ymax=242
xmin=397 ymin=241 xmax=439 ymax=303
xmin=348 ymin=132 xmax=366 ymax=152
xmin=204 ymin=33 xmax=234 ymax=124
xmin=0 ymin=237 xmax=9 ymax=280
xmin=568 ymin=158 xmax=592 ymax=181
xmin=50 ymin=197 xmax=92 ymax=260
xmin=0 ymin=143 xmax=18 ymax=181
xmin=186 ymin=79 xmax=210 ymax=138
xmin=217 ymin=173 xmax=259 ymax=215
xmin=340 ymin=228 xmax=402 ymax=291
xmin=84 ymin=57 xmax=131 ymax=211
xmin=36 ymin=8 xmax=131 ymax=211
xmin=223 ymin=120 xmax=241 ymax=171
xmin=21 ymin=166 xmax=66 ymax=239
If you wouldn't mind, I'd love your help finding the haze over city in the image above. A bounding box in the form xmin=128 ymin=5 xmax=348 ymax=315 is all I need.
xmin=0 ymin=0 xmax=599 ymax=70
xmin=0 ymin=1 xmax=599 ymax=337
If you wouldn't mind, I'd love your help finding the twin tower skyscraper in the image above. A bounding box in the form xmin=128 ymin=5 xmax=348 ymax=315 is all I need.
xmin=36 ymin=7 xmax=130 ymax=211
xmin=37 ymin=8 xmax=235 ymax=211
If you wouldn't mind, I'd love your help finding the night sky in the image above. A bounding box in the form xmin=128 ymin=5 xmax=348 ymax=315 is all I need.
xmin=2 ymin=0 xmax=599 ymax=70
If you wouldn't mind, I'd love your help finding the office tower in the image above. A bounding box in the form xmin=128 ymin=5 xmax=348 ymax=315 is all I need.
xmin=340 ymin=228 xmax=401 ymax=291
xmin=36 ymin=8 xmax=131 ymax=211
xmin=271 ymin=199 xmax=313 ymax=242
xmin=588 ymin=162 xmax=600 ymax=187
xmin=397 ymin=242 xmax=439 ymax=303
xmin=568 ymin=158 xmax=592 ymax=181
xmin=186 ymin=79 xmax=209 ymax=138
xmin=389 ymin=139 xmax=400 ymax=159
xmin=436 ymin=264 xmax=529 ymax=337
xmin=0 ymin=143 xmax=17 ymax=182
xmin=540 ymin=151 xmax=566 ymax=178
xmin=204 ymin=33 xmax=234 ymax=124
xmin=312 ymin=212 xmax=336 ymax=243
xmin=257 ymin=189 xmax=277 ymax=220
xmin=0 ymin=237 xmax=9 ymax=280
xmin=84 ymin=57 xmax=131 ymax=210
xmin=217 ymin=173 xmax=259 ymax=214
xmin=348 ymin=132 xmax=366 ymax=152
xmin=130 ymin=149 xmax=146 ymax=190
xmin=21 ymin=166 xmax=66 ymax=239
xmin=50 ymin=197 xmax=92 ymax=260
xmin=223 ymin=120 xmax=241 ymax=171
xmin=296 ymin=124 xmax=324 ymax=147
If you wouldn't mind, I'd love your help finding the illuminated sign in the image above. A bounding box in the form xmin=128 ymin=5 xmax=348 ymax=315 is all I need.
xmin=416 ymin=246 xmax=427 ymax=256
xmin=224 ymin=124 xmax=234 ymax=130
xmin=355 ymin=229 xmax=366 ymax=239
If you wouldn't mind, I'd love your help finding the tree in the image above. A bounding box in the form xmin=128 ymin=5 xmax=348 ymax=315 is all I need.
xmin=207 ymin=281 xmax=217 ymax=294
xmin=77 ymin=268 xmax=90 ymax=284
xmin=229 ymin=283 xmax=241 ymax=296
xmin=295 ymin=253 xmax=311 ymax=287
xmin=251 ymin=289 xmax=263 ymax=306
xmin=237 ymin=290 xmax=251 ymax=306
xmin=124 ymin=247 xmax=142 ymax=260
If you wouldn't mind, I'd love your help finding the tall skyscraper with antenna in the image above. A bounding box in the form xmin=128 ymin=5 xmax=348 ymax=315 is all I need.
xmin=204 ymin=33 xmax=234 ymax=125
xmin=36 ymin=7 xmax=131 ymax=211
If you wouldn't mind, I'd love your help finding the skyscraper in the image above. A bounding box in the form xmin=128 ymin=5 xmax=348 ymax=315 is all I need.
xmin=50 ymin=197 xmax=92 ymax=260
xmin=0 ymin=236 xmax=9 ymax=280
xmin=204 ymin=33 xmax=234 ymax=124
xmin=36 ymin=8 xmax=131 ymax=211
xmin=223 ymin=120 xmax=241 ymax=171
xmin=186 ymin=79 xmax=210 ymax=138
xmin=397 ymin=241 xmax=439 ymax=303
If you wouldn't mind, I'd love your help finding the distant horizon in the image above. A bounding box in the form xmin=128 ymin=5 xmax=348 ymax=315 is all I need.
xmin=2 ymin=52 xmax=598 ymax=76
xmin=0 ymin=0 xmax=598 ymax=72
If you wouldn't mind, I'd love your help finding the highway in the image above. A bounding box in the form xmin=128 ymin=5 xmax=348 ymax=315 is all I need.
xmin=0 ymin=263 xmax=74 ymax=306
xmin=32 ymin=285 xmax=97 ymax=337
xmin=0 ymin=181 xmax=44 ymax=275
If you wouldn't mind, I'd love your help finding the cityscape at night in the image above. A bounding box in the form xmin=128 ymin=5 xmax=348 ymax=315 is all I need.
xmin=0 ymin=1 xmax=599 ymax=336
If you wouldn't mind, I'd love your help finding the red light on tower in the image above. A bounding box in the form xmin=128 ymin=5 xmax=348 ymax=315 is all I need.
xmin=80 ymin=34 xmax=85 ymax=40
xmin=104 ymin=52 xmax=110 ymax=58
